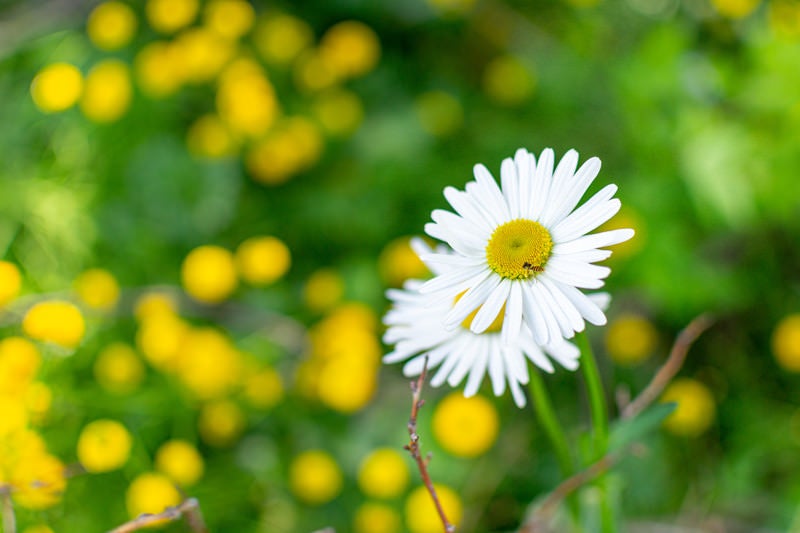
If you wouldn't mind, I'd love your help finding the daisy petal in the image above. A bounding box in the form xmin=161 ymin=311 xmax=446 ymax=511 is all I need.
xmin=501 ymin=157 xmax=520 ymax=219
xmin=554 ymin=228 xmax=635 ymax=255
xmin=469 ymin=279 xmax=511 ymax=334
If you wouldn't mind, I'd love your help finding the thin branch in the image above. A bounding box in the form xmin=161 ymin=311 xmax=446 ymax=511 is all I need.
xmin=1 ymin=486 xmax=16 ymax=533
xmin=404 ymin=357 xmax=455 ymax=533
xmin=518 ymin=314 xmax=713 ymax=532
xmin=107 ymin=498 xmax=207 ymax=533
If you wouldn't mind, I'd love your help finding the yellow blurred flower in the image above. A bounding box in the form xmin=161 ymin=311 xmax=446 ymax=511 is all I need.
xmin=21 ymin=525 xmax=54 ymax=533
xmin=242 ymin=367 xmax=284 ymax=409
xmin=136 ymin=313 xmax=189 ymax=371
xmin=254 ymin=13 xmax=313 ymax=64
xmin=414 ymin=91 xmax=463 ymax=137
xmin=426 ymin=0 xmax=476 ymax=16
xmin=204 ymin=0 xmax=255 ymax=39
xmin=87 ymin=1 xmax=137 ymax=50
xmin=661 ymin=378 xmax=716 ymax=437
xmin=354 ymin=502 xmax=402 ymax=533
xmin=235 ymin=235 xmax=291 ymax=285
xmin=135 ymin=41 xmax=185 ymax=97
xmin=23 ymin=300 xmax=86 ymax=348
xmin=79 ymin=60 xmax=133 ymax=124
xmin=155 ymin=439 xmax=204 ymax=487
xmin=604 ymin=313 xmax=658 ymax=366
xmin=432 ymin=393 xmax=499 ymax=458
xmin=176 ymin=328 xmax=242 ymax=399
xmin=246 ymin=118 xmax=323 ymax=185
xmin=146 ymin=0 xmax=199 ymax=33
xmin=289 ymin=450 xmax=343 ymax=505
xmin=599 ymin=206 xmax=644 ymax=260
xmin=711 ymin=0 xmax=761 ymax=17
xmin=198 ymin=399 xmax=245 ymax=447
xmin=0 ymin=260 xmax=22 ymax=307
xmin=313 ymin=88 xmax=364 ymax=137
xmin=482 ymin=55 xmax=536 ymax=106
xmin=134 ymin=291 xmax=178 ymax=321
xmin=77 ymin=419 xmax=133 ymax=473
xmin=217 ymin=59 xmax=279 ymax=138
xmin=0 ymin=400 xmax=28 ymax=437
xmin=303 ymin=269 xmax=345 ymax=312
xmin=293 ymin=50 xmax=339 ymax=92
xmin=378 ymin=237 xmax=429 ymax=287
xmin=319 ymin=21 xmax=380 ymax=79
xmin=173 ymin=27 xmax=235 ymax=84
xmin=187 ymin=113 xmax=238 ymax=158
xmin=74 ymin=267 xmax=121 ymax=310
xmin=0 ymin=337 xmax=41 ymax=395
xmin=126 ymin=472 xmax=182 ymax=519
xmin=31 ymin=63 xmax=83 ymax=113
xmin=181 ymin=245 xmax=239 ymax=304
xmin=94 ymin=342 xmax=145 ymax=394
xmin=769 ymin=0 xmax=800 ymax=38
xmin=773 ymin=314 xmax=800 ymax=372
xmin=326 ymin=302 xmax=379 ymax=332
xmin=10 ymin=453 xmax=66 ymax=510
xmin=405 ymin=484 xmax=462 ymax=533
xmin=357 ymin=448 xmax=410 ymax=499
xmin=317 ymin=354 xmax=377 ymax=413
xmin=25 ymin=382 xmax=52 ymax=421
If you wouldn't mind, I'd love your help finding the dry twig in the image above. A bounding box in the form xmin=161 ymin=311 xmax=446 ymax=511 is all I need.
xmin=1 ymin=486 xmax=16 ymax=533
xmin=107 ymin=498 xmax=208 ymax=533
xmin=404 ymin=357 xmax=455 ymax=533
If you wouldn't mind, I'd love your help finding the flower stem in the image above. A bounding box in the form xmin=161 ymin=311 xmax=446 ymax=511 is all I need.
xmin=528 ymin=369 xmax=573 ymax=477
xmin=577 ymin=332 xmax=608 ymax=455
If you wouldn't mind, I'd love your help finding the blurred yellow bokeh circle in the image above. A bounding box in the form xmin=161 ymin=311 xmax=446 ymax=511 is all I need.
xmin=187 ymin=114 xmax=237 ymax=158
xmin=317 ymin=355 xmax=377 ymax=413
xmin=146 ymin=0 xmax=198 ymax=33
xmin=482 ymin=55 xmax=536 ymax=106
xmin=136 ymin=313 xmax=188 ymax=371
xmin=243 ymin=367 xmax=284 ymax=409
xmin=405 ymin=484 xmax=462 ymax=533
xmin=0 ymin=260 xmax=22 ymax=307
xmin=0 ymin=337 xmax=41 ymax=394
xmin=134 ymin=291 xmax=178 ymax=321
xmin=10 ymin=453 xmax=66 ymax=509
xmin=172 ymin=27 xmax=234 ymax=85
xmin=235 ymin=236 xmax=291 ymax=285
xmin=23 ymin=300 xmax=86 ymax=348
xmin=254 ymin=13 xmax=313 ymax=64
xmin=155 ymin=439 xmax=205 ymax=487
xmin=87 ymin=1 xmax=138 ymax=50
xmin=216 ymin=61 xmax=279 ymax=138
xmin=415 ymin=90 xmax=464 ymax=137
xmin=135 ymin=41 xmax=185 ymax=97
xmin=313 ymin=88 xmax=364 ymax=137
xmin=773 ymin=313 xmax=800 ymax=372
xmin=20 ymin=525 xmax=54 ymax=533
xmin=77 ymin=419 xmax=133 ymax=473
xmin=604 ymin=313 xmax=658 ymax=366
xmin=661 ymin=378 xmax=716 ymax=437
xmin=319 ymin=21 xmax=380 ymax=78
xmin=354 ymin=502 xmax=402 ymax=533
xmin=31 ymin=63 xmax=83 ymax=113
xmin=378 ymin=237 xmax=429 ymax=287
xmin=94 ymin=342 xmax=145 ymax=394
xmin=289 ymin=450 xmax=343 ymax=505
xmin=80 ymin=60 xmax=133 ymax=123
xmin=126 ymin=472 xmax=182 ymax=520
xmin=176 ymin=328 xmax=242 ymax=399
xmin=432 ymin=393 xmax=499 ymax=458
xmin=357 ymin=448 xmax=410 ymax=499
xmin=198 ymin=399 xmax=245 ymax=447
xmin=181 ymin=245 xmax=238 ymax=304
xmin=74 ymin=267 xmax=121 ymax=310
xmin=304 ymin=269 xmax=345 ymax=313
xmin=204 ymin=0 xmax=255 ymax=40
xmin=711 ymin=0 xmax=761 ymax=18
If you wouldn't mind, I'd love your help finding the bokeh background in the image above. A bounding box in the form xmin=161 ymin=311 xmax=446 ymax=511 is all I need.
xmin=1 ymin=0 xmax=800 ymax=531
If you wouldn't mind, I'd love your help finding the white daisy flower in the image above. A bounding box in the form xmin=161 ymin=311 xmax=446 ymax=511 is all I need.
xmin=419 ymin=147 xmax=633 ymax=345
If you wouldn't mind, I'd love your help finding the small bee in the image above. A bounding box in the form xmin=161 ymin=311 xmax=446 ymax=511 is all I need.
xmin=522 ymin=262 xmax=544 ymax=273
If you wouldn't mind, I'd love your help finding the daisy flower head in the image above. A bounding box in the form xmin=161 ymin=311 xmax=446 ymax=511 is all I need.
xmin=420 ymin=147 xmax=633 ymax=346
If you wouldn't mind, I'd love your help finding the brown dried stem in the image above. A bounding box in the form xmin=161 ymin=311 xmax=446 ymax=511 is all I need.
xmin=518 ymin=314 xmax=713 ymax=532
xmin=107 ymin=498 xmax=208 ymax=533
xmin=0 ymin=486 xmax=16 ymax=533
xmin=404 ymin=357 xmax=455 ymax=533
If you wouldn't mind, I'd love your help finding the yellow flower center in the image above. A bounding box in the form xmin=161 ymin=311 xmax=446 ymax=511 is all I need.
xmin=455 ymin=292 xmax=505 ymax=333
xmin=485 ymin=219 xmax=553 ymax=280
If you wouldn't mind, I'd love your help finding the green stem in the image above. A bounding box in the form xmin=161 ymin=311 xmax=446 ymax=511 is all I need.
xmin=528 ymin=369 xmax=573 ymax=477
xmin=577 ymin=332 xmax=608 ymax=455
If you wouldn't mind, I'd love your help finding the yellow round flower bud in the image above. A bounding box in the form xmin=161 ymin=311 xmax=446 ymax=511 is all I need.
xmin=216 ymin=61 xmax=279 ymax=138
xmin=313 ymin=89 xmax=364 ymax=137
xmin=135 ymin=41 xmax=184 ymax=97
xmin=10 ymin=453 xmax=66 ymax=510
xmin=773 ymin=313 xmax=800 ymax=372
xmin=0 ymin=400 xmax=28 ymax=437
xmin=176 ymin=328 xmax=242 ymax=399
xmin=245 ymin=119 xmax=323 ymax=185
xmin=235 ymin=236 xmax=291 ymax=285
xmin=186 ymin=114 xmax=237 ymax=158
xmin=243 ymin=367 xmax=284 ymax=409
xmin=21 ymin=525 xmax=55 ymax=533
xmin=136 ymin=313 xmax=188 ymax=371
xmin=405 ymin=484 xmax=462 ymax=533
xmin=604 ymin=313 xmax=658 ymax=366
xmin=198 ymin=399 xmax=245 ymax=447
xmin=0 ymin=260 xmax=22 ymax=307
xmin=289 ymin=450 xmax=343 ymax=505
xmin=711 ymin=0 xmax=760 ymax=18
xmin=87 ymin=1 xmax=137 ymax=50
xmin=172 ymin=27 xmax=234 ymax=84
xmin=319 ymin=21 xmax=380 ymax=78
xmin=31 ymin=63 xmax=83 ymax=113
xmin=181 ymin=245 xmax=238 ymax=304
xmin=79 ymin=60 xmax=132 ymax=123
xmin=25 ymin=382 xmax=52 ymax=420
xmin=133 ymin=291 xmax=178 ymax=321
xmin=354 ymin=502 xmax=401 ymax=533
xmin=146 ymin=0 xmax=198 ymax=34
xmin=254 ymin=13 xmax=313 ymax=64
xmin=378 ymin=237 xmax=429 ymax=287
xmin=317 ymin=356 xmax=377 ymax=413
xmin=661 ymin=378 xmax=716 ymax=437
xmin=77 ymin=419 xmax=133 ymax=472
xmin=74 ymin=267 xmax=121 ymax=310
xmin=94 ymin=342 xmax=145 ymax=394
xmin=23 ymin=300 xmax=86 ymax=348
xmin=357 ymin=448 xmax=410 ymax=499
xmin=155 ymin=439 xmax=204 ymax=487
xmin=204 ymin=0 xmax=255 ymax=40
xmin=482 ymin=55 xmax=536 ymax=106
xmin=432 ymin=393 xmax=499 ymax=458
xmin=126 ymin=472 xmax=182 ymax=519
xmin=0 ymin=337 xmax=41 ymax=394
xmin=414 ymin=91 xmax=463 ymax=137
xmin=303 ymin=269 xmax=344 ymax=313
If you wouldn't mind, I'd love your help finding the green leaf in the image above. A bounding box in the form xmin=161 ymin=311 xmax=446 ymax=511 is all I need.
xmin=609 ymin=403 xmax=676 ymax=451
